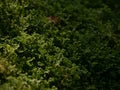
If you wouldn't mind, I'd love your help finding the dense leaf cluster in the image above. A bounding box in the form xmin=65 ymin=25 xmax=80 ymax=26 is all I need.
xmin=0 ymin=0 xmax=120 ymax=90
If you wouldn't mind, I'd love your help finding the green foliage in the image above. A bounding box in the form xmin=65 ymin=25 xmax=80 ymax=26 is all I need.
xmin=0 ymin=0 xmax=120 ymax=90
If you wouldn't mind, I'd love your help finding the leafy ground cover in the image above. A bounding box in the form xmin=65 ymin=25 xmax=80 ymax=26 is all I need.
xmin=0 ymin=0 xmax=120 ymax=90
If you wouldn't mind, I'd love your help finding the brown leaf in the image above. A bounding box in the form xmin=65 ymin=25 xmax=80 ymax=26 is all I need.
xmin=47 ymin=16 xmax=59 ymax=24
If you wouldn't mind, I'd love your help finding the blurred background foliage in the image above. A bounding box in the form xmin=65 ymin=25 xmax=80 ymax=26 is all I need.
xmin=0 ymin=0 xmax=120 ymax=90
